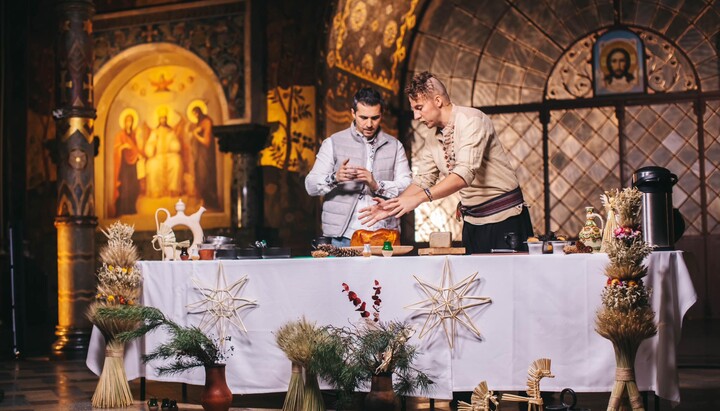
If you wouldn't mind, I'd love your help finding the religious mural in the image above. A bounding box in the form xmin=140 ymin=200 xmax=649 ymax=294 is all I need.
xmin=93 ymin=1 xmax=247 ymax=121
xmin=103 ymin=65 xmax=224 ymax=220
xmin=593 ymin=30 xmax=646 ymax=96
xmin=260 ymin=86 xmax=317 ymax=174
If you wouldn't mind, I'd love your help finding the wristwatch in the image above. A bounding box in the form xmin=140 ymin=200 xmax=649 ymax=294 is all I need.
xmin=326 ymin=172 xmax=338 ymax=185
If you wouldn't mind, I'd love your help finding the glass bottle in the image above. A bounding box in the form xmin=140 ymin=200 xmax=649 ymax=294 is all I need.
xmin=362 ymin=243 xmax=372 ymax=257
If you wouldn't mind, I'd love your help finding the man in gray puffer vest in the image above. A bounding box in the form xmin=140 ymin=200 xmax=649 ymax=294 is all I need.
xmin=305 ymin=88 xmax=412 ymax=247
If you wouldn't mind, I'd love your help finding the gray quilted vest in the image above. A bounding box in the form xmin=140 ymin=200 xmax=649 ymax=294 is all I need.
xmin=321 ymin=127 xmax=400 ymax=237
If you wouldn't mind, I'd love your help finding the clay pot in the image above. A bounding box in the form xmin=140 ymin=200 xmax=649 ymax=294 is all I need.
xmin=364 ymin=372 xmax=400 ymax=411
xmin=201 ymin=364 xmax=232 ymax=411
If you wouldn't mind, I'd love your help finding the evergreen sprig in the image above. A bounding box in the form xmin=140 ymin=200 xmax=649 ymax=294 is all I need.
xmin=310 ymin=321 xmax=432 ymax=409
xmin=98 ymin=305 xmax=226 ymax=376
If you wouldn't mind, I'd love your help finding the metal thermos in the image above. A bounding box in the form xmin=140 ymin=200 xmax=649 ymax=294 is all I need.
xmin=632 ymin=166 xmax=678 ymax=250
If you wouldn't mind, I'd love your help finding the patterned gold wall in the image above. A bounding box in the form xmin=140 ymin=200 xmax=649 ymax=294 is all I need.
xmin=324 ymin=0 xmax=425 ymax=137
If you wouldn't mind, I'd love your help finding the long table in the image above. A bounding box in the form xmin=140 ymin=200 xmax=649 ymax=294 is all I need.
xmin=86 ymin=252 xmax=696 ymax=403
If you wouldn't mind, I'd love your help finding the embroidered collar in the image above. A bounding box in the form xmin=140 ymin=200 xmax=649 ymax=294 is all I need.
xmin=351 ymin=121 xmax=379 ymax=144
xmin=437 ymin=105 xmax=456 ymax=143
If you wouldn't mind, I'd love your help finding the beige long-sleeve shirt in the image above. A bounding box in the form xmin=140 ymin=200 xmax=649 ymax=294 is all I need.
xmin=412 ymin=105 xmax=523 ymax=225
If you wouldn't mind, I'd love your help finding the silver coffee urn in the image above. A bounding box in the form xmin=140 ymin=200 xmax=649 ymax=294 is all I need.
xmin=632 ymin=166 xmax=679 ymax=250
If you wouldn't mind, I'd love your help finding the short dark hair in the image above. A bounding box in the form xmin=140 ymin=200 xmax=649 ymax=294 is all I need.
xmin=404 ymin=71 xmax=436 ymax=100
xmin=352 ymin=87 xmax=385 ymax=111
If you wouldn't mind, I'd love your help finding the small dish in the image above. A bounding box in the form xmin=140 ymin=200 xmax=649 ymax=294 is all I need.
xmin=526 ymin=241 xmax=543 ymax=255
xmin=550 ymin=241 xmax=567 ymax=254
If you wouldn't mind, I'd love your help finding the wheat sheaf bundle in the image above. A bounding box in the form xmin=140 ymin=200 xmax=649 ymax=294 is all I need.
xmin=595 ymin=187 xmax=657 ymax=411
xmin=87 ymin=221 xmax=143 ymax=409
xmin=275 ymin=317 xmax=329 ymax=411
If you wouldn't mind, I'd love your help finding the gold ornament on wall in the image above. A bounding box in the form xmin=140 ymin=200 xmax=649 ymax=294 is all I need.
xmin=349 ymin=1 xmax=367 ymax=31
xmin=383 ymin=21 xmax=397 ymax=47
xmin=329 ymin=0 xmax=418 ymax=92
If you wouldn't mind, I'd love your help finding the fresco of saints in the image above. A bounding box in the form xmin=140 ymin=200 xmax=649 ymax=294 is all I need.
xmin=144 ymin=106 xmax=183 ymax=197
xmin=189 ymin=102 xmax=219 ymax=209
xmin=112 ymin=108 xmax=142 ymax=216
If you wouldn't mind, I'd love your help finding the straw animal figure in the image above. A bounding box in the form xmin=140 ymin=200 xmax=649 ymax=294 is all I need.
xmin=502 ymin=358 xmax=554 ymax=411
xmin=458 ymin=381 xmax=500 ymax=411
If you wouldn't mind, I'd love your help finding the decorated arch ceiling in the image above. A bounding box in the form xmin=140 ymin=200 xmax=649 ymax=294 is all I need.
xmin=408 ymin=0 xmax=719 ymax=107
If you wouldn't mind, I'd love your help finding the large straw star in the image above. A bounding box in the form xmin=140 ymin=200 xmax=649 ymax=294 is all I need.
xmin=187 ymin=263 xmax=258 ymax=343
xmin=405 ymin=258 xmax=492 ymax=349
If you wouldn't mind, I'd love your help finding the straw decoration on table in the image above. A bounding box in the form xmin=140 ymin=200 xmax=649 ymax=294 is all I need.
xmin=457 ymin=380 xmax=499 ymax=411
xmin=502 ymin=358 xmax=554 ymax=410
xmin=405 ymin=258 xmax=492 ymax=350
xmin=595 ymin=187 xmax=656 ymax=411
xmin=86 ymin=222 xmax=142 ymax=408
xmin=600 ymin=190 xmax=620 ymax=253
xmin=187 ymin=263 xmax=258 ymax=352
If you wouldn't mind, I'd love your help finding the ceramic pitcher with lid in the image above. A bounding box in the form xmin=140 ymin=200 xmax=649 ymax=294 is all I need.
xmin=578 ymin=206 xmax=604 ymax=253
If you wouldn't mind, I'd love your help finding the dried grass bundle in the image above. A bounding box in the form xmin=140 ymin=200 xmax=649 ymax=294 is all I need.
xmin=605 ymin=237 xmax=653 ymax=270
xmin=282 ymin=364 xmax=304 ymax=411
xmin=612 ymin=188 xmax=643 ymax=227
xmin=90 ymin=339 xmax=133 ymax=408
xmin=596 ymin=306 xmax=657 ymax=351
xmin=87 ymin=222 xmax=143 ymax=409
xmin=600 ymin=191 xmax=620 ymax=253
xmin=595 ymin=187 xmax=656 ymax=411
xmin=604 ymin=265 xmax=647 ymax=281
xmin=302 ymin=372 xmax=325 ymax=411
xmin=274 ymin=318 xmax=328 ymax=411
xmin=275 ymin=317 xmax=326 ymax=366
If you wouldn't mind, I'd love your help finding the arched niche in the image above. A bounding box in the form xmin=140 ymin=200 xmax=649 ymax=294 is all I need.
xmin=94 ymin=43 xmax=232 ymax=231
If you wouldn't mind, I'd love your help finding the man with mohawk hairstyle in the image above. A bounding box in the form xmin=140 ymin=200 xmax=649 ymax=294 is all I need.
xmin=360 ymin=71 xmax=533 ymax=254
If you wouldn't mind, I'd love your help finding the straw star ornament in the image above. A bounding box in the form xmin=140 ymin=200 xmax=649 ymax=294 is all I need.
xmin=406 ymin=258 xmax=492 ymax=349
xmin=187 ymin=263 xmax=258 ymax=342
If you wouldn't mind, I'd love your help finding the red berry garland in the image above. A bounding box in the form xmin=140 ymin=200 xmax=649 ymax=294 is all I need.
xmin=342 ymin=280 xmax=382 ymax=322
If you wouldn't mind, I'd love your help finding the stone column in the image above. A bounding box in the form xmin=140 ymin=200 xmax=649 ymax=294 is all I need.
xmin=51 ymin=0 xmax=97 ymax=359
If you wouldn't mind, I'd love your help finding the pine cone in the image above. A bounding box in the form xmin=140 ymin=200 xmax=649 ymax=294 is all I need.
xmin=311 ymin=250 xmax=329 ymax=258
xmin=316 ymin=244 xmax=336 ymax=253
xmin=315 ymin=244 xmax=361 ymax=257
xmin=334 ymin=247 xmax=361 ymax=257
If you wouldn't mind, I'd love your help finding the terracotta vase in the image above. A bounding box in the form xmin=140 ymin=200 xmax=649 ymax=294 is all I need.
xmin=364 ymin=372 xmax=400 ymax=411
xmin=201 ymin=364 xmax=233 ymax=411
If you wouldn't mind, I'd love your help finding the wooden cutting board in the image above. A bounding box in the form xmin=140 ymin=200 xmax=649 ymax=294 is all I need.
xmin=418 ymin=247 xmax=466 ymax=255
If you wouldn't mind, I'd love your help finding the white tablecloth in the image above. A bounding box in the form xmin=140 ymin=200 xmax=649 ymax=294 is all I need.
xmin=86 ymin=252 xmax=696 ymax=402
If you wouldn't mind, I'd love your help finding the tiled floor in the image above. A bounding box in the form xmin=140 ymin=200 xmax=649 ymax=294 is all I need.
xmin=0 ymin=319 xmax=718 ymax=410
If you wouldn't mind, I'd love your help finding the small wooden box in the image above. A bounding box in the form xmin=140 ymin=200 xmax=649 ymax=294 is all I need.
xmin=429 ymin=232 xmax=452 ymax=248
